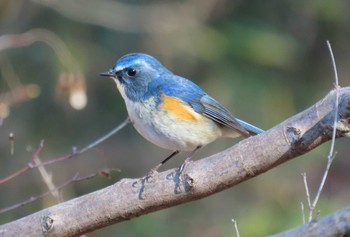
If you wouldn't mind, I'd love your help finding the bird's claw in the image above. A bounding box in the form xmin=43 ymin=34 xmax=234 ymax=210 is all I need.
xmin=144 ymin=169 xmax=158 ymax=183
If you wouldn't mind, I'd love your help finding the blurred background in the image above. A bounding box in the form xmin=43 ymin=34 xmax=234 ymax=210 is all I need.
xmin=0 ymin=0 xmax=349 ymax=236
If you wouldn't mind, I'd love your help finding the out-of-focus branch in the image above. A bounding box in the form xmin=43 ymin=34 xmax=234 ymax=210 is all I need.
xmin=0 ymin=29 xmax=77 ymax=70
xmin=0 ymin=87 xmax=349 ymax=237
xmin=0 ymin=140 xmax=45 ymax=185
xmin=266 ymin=206 xmax=350 ymax=237
xmin=32 ymin=141 xmax=62 ymax=202
xmin=0 ymin=117 xmax=130 ymax=185
xmin=31 ymin=0 xmax=221 ymax=33
xmin=30 ymin=0 xmax=228 ymax=61
xmin=0 ymin=56 xmax=41 ymax=119
xmin=0 ymin=173 xmax=96 ymax=214
xmin=0 ymin=29 xmax=87 ymax=110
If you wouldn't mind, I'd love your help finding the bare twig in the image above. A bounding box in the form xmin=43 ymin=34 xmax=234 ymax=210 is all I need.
xmin=0 ymin=118 xmax=130 ymax=185
xmin=0 ymin=166 xmax=29 ymax=185
xmin=35 ymin=156 xmax=62 ymax=201
xmin=324 ymin=40 xmax=339 ymax=164
xmin=232 ymin=218 xmax=240 ymax=237
xmin=301 ymin=173 xmax=311 ymax=209
xmin=301 ymin=41 xmax=340 ymax=222
xmin=0 ymin=140 xmax=45 ymax=185
xmin=9 ymin=132 xmax=15 ymax=156
xmin=32 ymin=140 xmax=61 ymax=202
xmin=0 ymin=173 xmax=96 ymax=214
xmin=310 ymin=153 xmax=336 ymax=218
xmin=301 ymin=173 xmax=313 ymax=221
xmin=300 ymin=202 xmax=305 ymax=224
xmin=0 ymin=167 xmax=119 ymax=214
xmin=77 ymin=117 xmax=130 ymax=154
xmin=311 ymin=41 xmax=339 ymax=217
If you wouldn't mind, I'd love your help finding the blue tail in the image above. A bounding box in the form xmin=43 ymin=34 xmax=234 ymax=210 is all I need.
xmin=236 ymin=118 xmax=264 ymax=136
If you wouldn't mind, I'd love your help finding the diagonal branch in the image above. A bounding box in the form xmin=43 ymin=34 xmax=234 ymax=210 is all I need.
xmin=0 ymin=88 xmax=350 ymax=237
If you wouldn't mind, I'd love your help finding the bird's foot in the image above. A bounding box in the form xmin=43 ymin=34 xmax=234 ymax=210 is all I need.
xmin=177 ymin=157 xmax=191 ymax=180
xmin=180 ymin=156 xmax=192 ymax=171
xmin=144 ymin=168 xmax=158 ymax=183
xmin=132 ymin=169 xmax=158 ymax=188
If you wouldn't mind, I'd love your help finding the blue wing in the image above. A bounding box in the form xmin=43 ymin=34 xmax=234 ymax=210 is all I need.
xmin=196 ymin=95 xmax=251 ymax=136
xmin=157 ymin=76 xmax=260 ymax=137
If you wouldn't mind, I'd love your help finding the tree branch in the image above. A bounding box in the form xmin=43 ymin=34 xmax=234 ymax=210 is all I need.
xmin=1 ymin=88 xmax=350 ymax=237
xmin=267 ymin=206 xmax=350 ymax=237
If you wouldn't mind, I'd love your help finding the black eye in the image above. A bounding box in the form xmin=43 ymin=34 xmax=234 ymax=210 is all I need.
xmin=126 ymin=68 xmax=137 ymax=77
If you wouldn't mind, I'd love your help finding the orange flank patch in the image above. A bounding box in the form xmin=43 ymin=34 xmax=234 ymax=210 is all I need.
xmin=162 ymin=95 xmax=199 ymax=121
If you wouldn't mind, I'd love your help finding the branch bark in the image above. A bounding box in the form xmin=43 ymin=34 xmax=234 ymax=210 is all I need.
xmin=267 ymin=206 xmax=350 ymax=237
xmin=1 ymin=88 xmax=350 ymax=237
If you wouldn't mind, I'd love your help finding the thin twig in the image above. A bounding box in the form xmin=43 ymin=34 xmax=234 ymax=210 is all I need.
xmin=300 ymin=202 xmax=305 ymax=224
xmin=311 ymin=154 xmax=336 ymax=213
xmin=326 ymin=40 xmax=339 ymax=161
xmin=301 ymin=40 xmax=340 ymax=222
xmin=311 ymin=41 xmax=339 ymax=213
xmin=301 ymin=172 xmax=313 ymax=221
xmin=35 ymin=157 xmax=62 ymax=201
xmin=78 ymin=117 xmax=130 ymax=154
xmin=0 ymin=173 xmax=96 ymax=214
xmin=0 ymin=140 xmax=45 ymax=185
xmin=327 ymin=40 xmax=339 ymax=90
xmin=31 ymin=117 xmax=130 ymax=168
xmin=9 ymin=132 xmax=15 ymax=156
xmin=0 ymin=167 xmax=29 ymax=185
xmin=301 ymin=173 xmax=311 ymax=208
xmin=0 ymin=118 xmax=130 ymax=184
xmin=232 ymin=218 xmax=240 ymax=237
xmin=30 ymin=140 xmax=45 ymax=166
xmin=32 ymin=141 xmax=62 ymax=202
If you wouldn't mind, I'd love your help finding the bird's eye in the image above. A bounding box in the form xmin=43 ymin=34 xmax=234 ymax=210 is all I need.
xmin=126 ymin=68 xmax=137 ymax=77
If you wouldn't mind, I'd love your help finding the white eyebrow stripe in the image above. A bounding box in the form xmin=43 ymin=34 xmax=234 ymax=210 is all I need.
xmin=114 ymin=58 xmax=149 ymax=72
xmin=113 ymin=65 xmax=124 ymax=71
xmin=113 ymin=59 xmax=150 ymax=71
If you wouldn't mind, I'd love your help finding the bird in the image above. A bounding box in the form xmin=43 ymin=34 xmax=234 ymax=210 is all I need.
xmin=100 ymin=53 xmax=264 ymax=178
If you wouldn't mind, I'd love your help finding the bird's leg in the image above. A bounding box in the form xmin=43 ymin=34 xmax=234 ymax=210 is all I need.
xmin=144 ymin=150 xmax=179 ymax=181
xmin=178 ymin=146 xmax=201 ymax=174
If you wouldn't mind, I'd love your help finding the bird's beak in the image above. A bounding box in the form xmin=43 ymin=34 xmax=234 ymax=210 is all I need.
xmin=99 ymin=70 xmax=113 ymax=77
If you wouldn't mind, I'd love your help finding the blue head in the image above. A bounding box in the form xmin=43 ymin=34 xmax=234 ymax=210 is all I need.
xmin=100 ymin=53 xmax=172 ymax=101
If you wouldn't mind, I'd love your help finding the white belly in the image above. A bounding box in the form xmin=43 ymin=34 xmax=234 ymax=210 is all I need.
xmin=125 ymin=97 xmax=223 ymax=151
